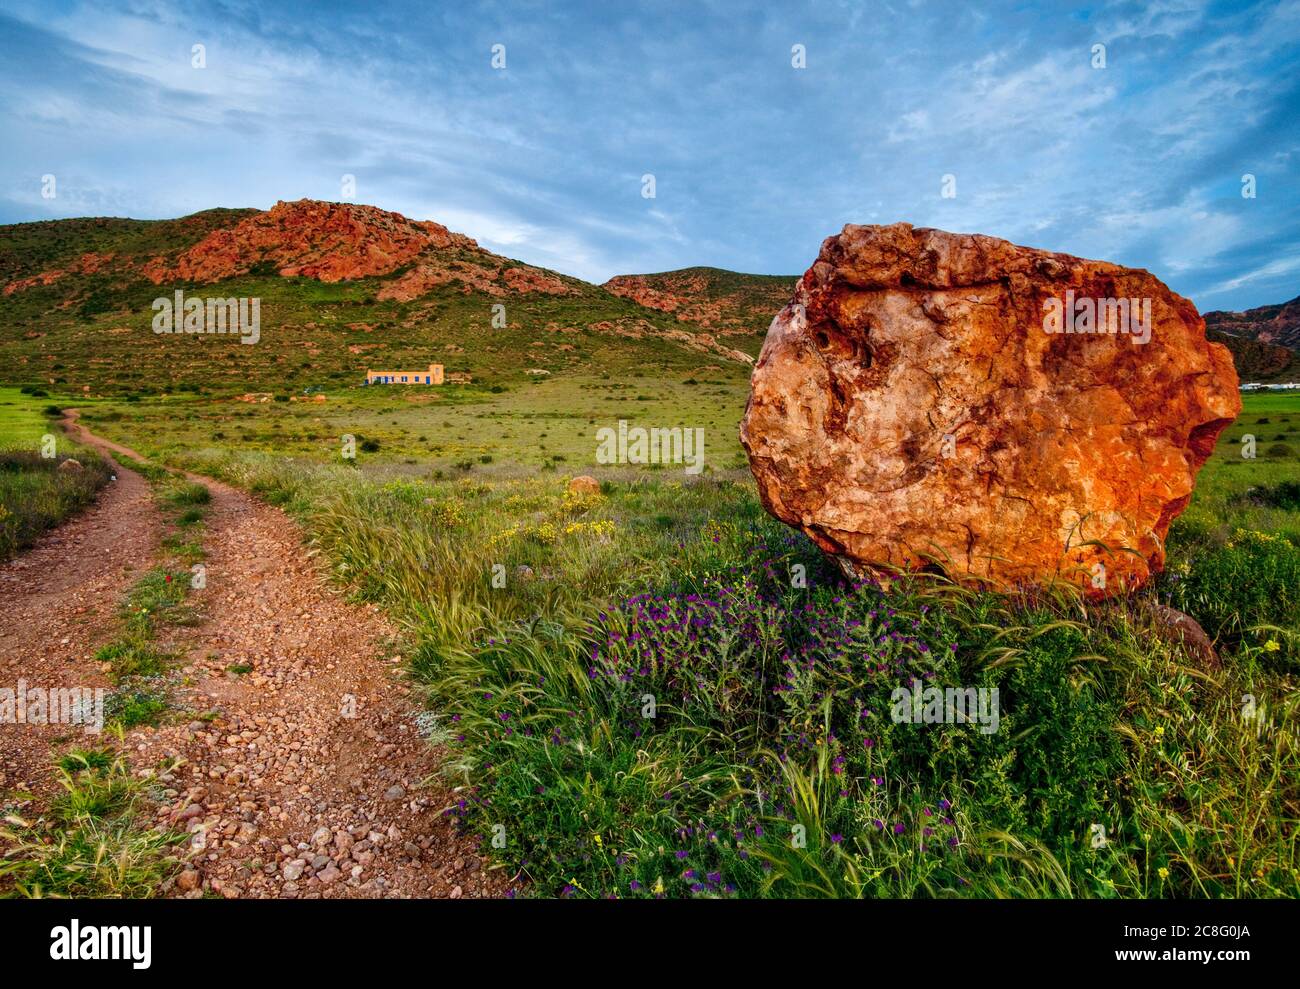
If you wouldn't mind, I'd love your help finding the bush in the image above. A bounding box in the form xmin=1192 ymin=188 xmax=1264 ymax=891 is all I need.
xmin=166 ymin=481 xmax=211 ymax=507
xmin=434 ymin=534 xmax=1138 ymax=898
xmin=1166 ymin=528 xmax=1300 ymax=660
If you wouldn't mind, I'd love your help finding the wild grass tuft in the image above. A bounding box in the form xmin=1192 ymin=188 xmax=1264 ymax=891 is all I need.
xmin=0 ymin=744 xmax=186 ymax=898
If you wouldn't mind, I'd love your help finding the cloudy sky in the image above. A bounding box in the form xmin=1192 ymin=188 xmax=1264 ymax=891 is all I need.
xmin=1 ymin=0 xmax=1297 ymax=311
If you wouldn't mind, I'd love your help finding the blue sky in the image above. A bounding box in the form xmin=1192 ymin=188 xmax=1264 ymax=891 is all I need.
xmin=1 ymin=0 xmax=1297 ymax=312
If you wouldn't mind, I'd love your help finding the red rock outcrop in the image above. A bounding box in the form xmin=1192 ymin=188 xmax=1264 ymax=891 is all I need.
xmin=3 ymin=251 xmax=115 ymax=296
xmin=584 ymin=318 xmax=754 ymax=364
xmin=740 ymin=223 xmax=1241 ymax=598
xmin=375 ymin=257 xmax=576 ymax=302
xmin=143 ymin=200 xmax=477 ymax=284
xmin=604 ymin=269 xmax=795 ymax=338
xmin=376 ymin=259 xmax=502 ymax=301
xmin=1204 ymin=295 xmax=1300 ymax=352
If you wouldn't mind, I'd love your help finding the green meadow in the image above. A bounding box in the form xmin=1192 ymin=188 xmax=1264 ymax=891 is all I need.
xmin=44 ymin=382 xmax=1299 ymax=899
xmin=0 ymin=385 xmax=55 ymax=448
xmin=68 ymin=373 xmax=754 ymax=477
xmin=0 ymin=386 xmax=111 ymax=559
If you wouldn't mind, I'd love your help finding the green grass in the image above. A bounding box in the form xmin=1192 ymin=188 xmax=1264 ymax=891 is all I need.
xmin=0 ymin=388 xmax=113 ymax=559
xmin=0 ymin=386 xmax=55 ymax=447
xmin=104 ymin=690 xmax=170 ymax=729
xmin=0 ymin=744 xmax=186 ymax=898
xmin=116 ymin=390 xmax=1296 ymax=899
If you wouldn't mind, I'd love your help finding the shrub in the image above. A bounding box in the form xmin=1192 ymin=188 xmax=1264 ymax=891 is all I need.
xmin=433 ymin=534 xmax=1137 ymax=898
xmin=1232 ymin=481 xmax=1300 ymax=512
xmin=105 ymin=688 xmax=169 ymax=728
xmin=1166 ymin=528 xmax=1300 ymax=659
xmin=166 ymin=481 xmax=211 ymax=507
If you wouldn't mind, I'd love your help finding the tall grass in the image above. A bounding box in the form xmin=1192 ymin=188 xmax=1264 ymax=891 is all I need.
xmin=0 ymin=448 xmax=112 ymax=559
xmin=160 ymin=446 xmax=1300 ymax=899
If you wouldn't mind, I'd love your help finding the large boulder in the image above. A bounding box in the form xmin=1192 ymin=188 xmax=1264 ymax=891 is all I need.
xmin=739 ymin=223 xmax=1240 ymax=598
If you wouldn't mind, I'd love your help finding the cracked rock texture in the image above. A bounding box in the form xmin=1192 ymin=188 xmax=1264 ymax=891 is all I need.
xmin=740 ymin=222 xmax=1241 ymax=597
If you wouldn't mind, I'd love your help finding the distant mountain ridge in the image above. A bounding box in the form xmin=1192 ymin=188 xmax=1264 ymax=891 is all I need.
xmin=1203 ymin=294 xmax=1300 ymax=382
xmin=1203 ymin=295 xmax=1300 ymax=351
xmin=604 ymin=267 xmax=796 ymax=358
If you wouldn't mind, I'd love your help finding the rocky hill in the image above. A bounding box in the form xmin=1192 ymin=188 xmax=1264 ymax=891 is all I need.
xmin=604 ymin=267 xmax=796 ymax=359
xmin=1204 ymin=295 xmax=1300 ymax=350
xmin=1204 ymin=295 xmax=1300 ymax=382
xmin=0 ymin=201 xmax=759 ymax=395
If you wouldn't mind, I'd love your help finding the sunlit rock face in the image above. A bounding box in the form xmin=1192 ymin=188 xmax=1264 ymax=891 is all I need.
xmin=740 ymin=223 xmax=1240 ymax=598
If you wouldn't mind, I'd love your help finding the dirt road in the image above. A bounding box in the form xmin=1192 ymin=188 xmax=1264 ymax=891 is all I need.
xmin=1 ymin=415 xmax=506 ymax=899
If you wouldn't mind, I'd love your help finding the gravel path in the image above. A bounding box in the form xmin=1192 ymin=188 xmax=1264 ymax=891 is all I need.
xmin=1 ymin=415 xmax=507 ymax=899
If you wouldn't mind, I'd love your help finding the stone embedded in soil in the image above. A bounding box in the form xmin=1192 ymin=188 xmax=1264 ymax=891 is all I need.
xmin=739 ymin=222 xmax=1241 ymax=597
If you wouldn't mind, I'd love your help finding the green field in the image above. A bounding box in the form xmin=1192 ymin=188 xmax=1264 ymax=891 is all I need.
xmin=0 ymin=386 xmax=55 ymax=448
xmin=67 ymin=372 xmax=753 ymax=478
xmin=34 ymin=381 xmax=1292 ymax=899
xmin=0 ymin=386 xmax=112 ymax=559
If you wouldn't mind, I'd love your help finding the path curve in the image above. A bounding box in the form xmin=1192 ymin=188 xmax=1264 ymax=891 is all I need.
xmin=3 ymin=413 xmax=505 ymax=899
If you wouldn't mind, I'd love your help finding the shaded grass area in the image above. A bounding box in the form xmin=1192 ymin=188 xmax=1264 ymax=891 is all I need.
xmin=0 ymin=743 xmax=187 ymax=898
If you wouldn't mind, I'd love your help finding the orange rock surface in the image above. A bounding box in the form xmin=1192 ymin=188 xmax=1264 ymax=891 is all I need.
xmin=740 ymin=223 xmax=1241 ymax=597
xmin=143 ymin=199 xmax=476 ymax=284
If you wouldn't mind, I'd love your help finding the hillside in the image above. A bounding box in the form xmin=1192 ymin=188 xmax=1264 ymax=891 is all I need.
xmin=1207 ymin=328 xmax=1300 ymax=383
xmin=1204 ymin=295 xmax=1300 ymax=382
xmin=603 ymin=266 xmax=796 ymax=358
xmin=8 ymin=202 xmax=1287 ymax=394
xmin=1204 ymin=294 xmax=1300 ymax=351
xmin=0 ymin=201 xmax=756 ymax=396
